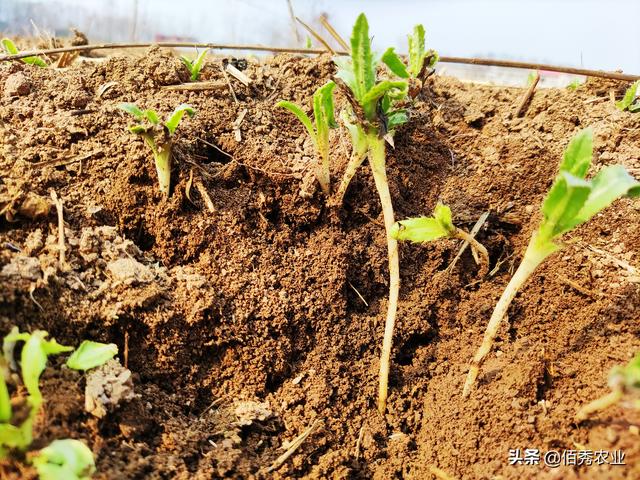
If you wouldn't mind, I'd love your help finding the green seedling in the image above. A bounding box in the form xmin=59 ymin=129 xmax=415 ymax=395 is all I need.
xmin=0 ymin=327 xmax=116 ymax=469
xmin=616 ymin=80 xmax=640 ymax=112
xmin=180 ymin=49 xmax=209 ymax=81
xmin=391 ymin=203 xmax=489 ymax=266
xmin=462 ymin=128 xmax=640 ymax=397
xmin=31 ymin=439 xmax=96 ymax=480
xmin=575 ymin=353 xmax=640 ymax=422
xmin=380 ymin=24 xmax=438 ymax=98
xmin=334 ymin=13 xmax=414 ymax=414
xmin=118 ymin=103 xmax=195 ymax=197
xmin=1 ymin=38 xmax=47 ymax=67
xmin=66 ymin=341 xmax=118 ymax=371
xmin=567 ymin=78 xmax=584 ymax=91
xmin=276 ymin=81 xmax=337 ymax=196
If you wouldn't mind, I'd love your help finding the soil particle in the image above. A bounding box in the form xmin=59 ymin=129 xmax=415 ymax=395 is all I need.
xmin=85 ymin=358 xmax=136 ymax=419
xmin=4 ymin=72 xmax=31 ymax=97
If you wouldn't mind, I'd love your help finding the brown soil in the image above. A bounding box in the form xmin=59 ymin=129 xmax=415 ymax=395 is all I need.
xmin=0 ymin=47 xmax=639 ymax=480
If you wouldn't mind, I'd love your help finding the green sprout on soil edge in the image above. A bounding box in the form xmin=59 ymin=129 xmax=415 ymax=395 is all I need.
xmin=180 ymin=49 xmax=209 ymax=81
xmin=1 ymin=327 xmax=117 ymax=478
xmin=616 ymin=80 xmax=640 ymax=112
xmin=1 ymin=38 xmax=47 ymax=67
xmin=31 ymin=439 xmax=96 ymax=480
xmin=276 ymin=81 xmax=337 ymax=196
xmin=118 ymin=103 xmax=195 ymax=197
xmin=575 ymin=352 xmax=640 ymax=422
xmin=462 ymin=128 xmax=640 ymax=397
xmin=334 ymin=13 xmax=412 ymax=414
xmin=391 ymin=203 xmax=489 ymax=266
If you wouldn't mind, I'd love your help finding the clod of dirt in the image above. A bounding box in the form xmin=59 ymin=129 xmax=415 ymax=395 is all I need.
xmin=4 ymin=72 xmax=31 ymax=97
xmin=85 ymin=358 xmax=136 ymax=419
xmin=1 ymin=255 xmax=40 ymax=281
xmin=234 ymin=400 xmax=272 ymax=427
xmin=106 ymin=258 xmax=155 ymax=285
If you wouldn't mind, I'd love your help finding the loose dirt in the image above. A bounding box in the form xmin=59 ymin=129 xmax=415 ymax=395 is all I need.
xmin=0 ymin=47 xmax=639 ymax=479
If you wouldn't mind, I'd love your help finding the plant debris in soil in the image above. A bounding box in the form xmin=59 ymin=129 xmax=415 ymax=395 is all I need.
xmin=0 ymin=46 xmax=639 ymax=479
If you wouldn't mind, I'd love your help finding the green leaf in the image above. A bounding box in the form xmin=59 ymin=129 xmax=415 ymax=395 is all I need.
xmin=144 ymin=109 xmax=160 ymax=125
xmin=541 ymin=171 xmax=592 ymax=238
xmin=118 ymin=103 xmax=145 ymax=120
xmin=361 ymin=80 xmax=408 ymax=107
xmin=182 ymin=49 xmax=209 ymax=81
xmin=381 ymin=48 xmax=409 ymax=79
xmin=610 ymin=352 xmax=640 ymax=391
xmin=616 ymin=80 xmax=640 ymax=111
xmin=574 ymin=165 xmax=640 ymax=223
xmin=559 ymin=128 xmax=593 ymax=178
xmin=66 ymin=341 xmax=118 ymax=371
xmin=164 ymin=104 xmax=195 ymax=135
xmin=334 ymin=56 xmax=356 ymax=94
xmin=385 ymin=109 xmax=409 ymax=131
xmin=276 ymin=100 xmax=317 ymax=145
xmin=391 ymin=217 xmax=449 ymax=243
xmin=0 ymin=422 xmax=31 ymax=450
xmin=313 ymin=81 xmax=337 ymax=129
xmin=408 ymin=24 xmax=426 ymax=78
xmin=0 ymin=375 xmax=11 ymax=423
xmin=128 ymin=125 xmax=147 ymax=135
xmin=1 ymin=38 xmax=18 ymax=55
xmin=350 ymin=13 xmax=375 ymax=102
xmin=32 ymin=439 xmax=96 ymax=480
xmin=433 ymin=203 xmax=455 ymax=232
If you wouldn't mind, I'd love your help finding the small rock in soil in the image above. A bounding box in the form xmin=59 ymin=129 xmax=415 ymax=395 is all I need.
xmin=4 ymin=72 xmax=31 ymax=97
xmin=85 ymin=358 xmax=136 ymax=418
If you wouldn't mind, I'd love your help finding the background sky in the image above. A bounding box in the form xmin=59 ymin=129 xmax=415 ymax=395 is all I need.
xmin=2 ymin=0 xmax=639 ymax=75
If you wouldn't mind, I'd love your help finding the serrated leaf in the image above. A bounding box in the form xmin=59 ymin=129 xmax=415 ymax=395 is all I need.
xmin=66 ymin=341 xmax=118 ymax=371
xmin=408 ymin=24 xmax=426 ymax=78
xmin=276 ymin=100 xmax=317 ymax=145
xmin=616 ymin=80 xmax=640 ymax=111
xmin=381 ymin=48 xmax=409 ymax=79
xmin=361 ymin=80 xmax=408 ymax=107
xmin=559 ymin=128 xmax=593 ymax=178
xmin=391 ymin=216 xmax=449 ymax=243
xmin=313 ymin=81 xmax=337 ymax=129
xmin=574 ymin=165 xmax=640 ymax=223
xmin=165 ymin=104 xmax=195 ymax=135
xmin=334 ymin=56 xmax=356 ymax=94
xmin=32 ymin=439 xmax=95 ymax=480
xmin=350 ymin=13 xmax=375 ymax=102
xmin=541 ymin=171 xmax=592 ymax=238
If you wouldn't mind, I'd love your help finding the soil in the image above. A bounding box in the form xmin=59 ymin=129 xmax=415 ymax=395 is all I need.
xmin=0 ymin=47 xmax=639 ymax=480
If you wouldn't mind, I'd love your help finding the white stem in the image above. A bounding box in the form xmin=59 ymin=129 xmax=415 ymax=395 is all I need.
xmin=335 ymin=149 xmax=367 ymax=204
xmin=575 ymin=389 xmax=623 ymax=422
xmin=154 ymin=143 xmax=172 ymax=197
xmin=368 ymin=135 xmax=400 ymax=415
xmin=462 ymin=235 xmax=552 ymax=397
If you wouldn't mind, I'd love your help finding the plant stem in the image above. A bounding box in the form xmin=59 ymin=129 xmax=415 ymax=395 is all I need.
xmin=335 ymin=148 xmax=367 ymax=204
xmin=0 ymin=375 xmax=11 ymax=423
xmin=462 ymin=233 xmax=553 ymax=397
xmin=368 ymin=134 xmax=400 ymax=415
xmin=144 ymin=134 xmax=171 ymax=197
xmin=575 ymin=389 xmax=623 ymax=422
xmin=316 ymin=144 xmax=331 ymax=196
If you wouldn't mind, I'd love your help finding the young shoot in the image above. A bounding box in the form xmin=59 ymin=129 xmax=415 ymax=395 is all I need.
xmin=391 ymin=203 xmax=489 ymax=266
xmin=462 ymin=128 xmax=640 ymax=397
xmin=180 ymin=49 xmax=209 ymax=82
xmin=118 ymin=103 xmax=195 ymax=197
xmin=334 ymin=13 xmax=413 ymax=414
xmin=615 ymin=80 xmax=640 ymax=112
xmin=276 ymin=81 xmax=337 ymax=196
xmin=575 ymin=353 xmax=640 ymax=422
xmin=31 ymin=439 xmax=96 ymax=480
xmin=380 ymin=24 xmax=438 ymax=98
xmin=1 ymin=38 xmax=47 ymax=67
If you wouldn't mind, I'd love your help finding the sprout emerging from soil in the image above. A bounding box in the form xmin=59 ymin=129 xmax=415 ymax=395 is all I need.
xmin=391 ymin=203 xmax=488 ymax=266
xmin=118 ymin=103 xmax=195 ymax=197
xmin=616 ymin=80 xmax=640 ymax=112
xmin=380 ymin=24 xmax=438 ymax=98
xmin=575 ymin=352 xmax=640 ymax=422
xmin=180 ymin=48 xmax=209 ymax=81
xmin=276 ymin=81 xmax=337 ymax=196
xmin=31 ymin=439 xmax=96 ymax=480
xmin=462 ymin=128 xmax=640 ymax=397
xmin=334 ymin=13 xmax=413 ymax=414
xmin=1 ymin=38 xmax=47 ymax=67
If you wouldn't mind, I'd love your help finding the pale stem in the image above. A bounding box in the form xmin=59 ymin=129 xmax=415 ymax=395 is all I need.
xmin=335 ymin=147 xmax=367 ymax=204
xmin=462 ymin=235 xmax=551 ymax=397
xmin=575 ymin=389 xmax=624 ymax=422
xmin=368 ymin=135 xmax=400 ymax=415
xmin=454 ymin=228 xmax=489 ymax=266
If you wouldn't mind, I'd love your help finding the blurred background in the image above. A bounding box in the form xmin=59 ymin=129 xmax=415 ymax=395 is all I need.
xmin=1 ymin=0 xmax=639 ymax=85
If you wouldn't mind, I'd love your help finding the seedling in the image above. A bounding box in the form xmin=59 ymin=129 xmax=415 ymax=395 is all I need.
xmin=118 ymin=103 xmax=195 ymax=197
xmin=615 ymin=80 xmax=640 ymax=112
xmin=380 ymin=24 xmax=438 ymax=98
xmin=391 ymin=203 xmax=489 ymax=266
xmin=276 ymin=81 xmax=337 ymax=195
xmin=575 ymin=353 xmax=640 ymax=422
xmin=31 ymin=439 xmax=96 ymax=480
xmin=462 ymin=128 xmax=640 ymax=397
xmin=334 ymin=13 xmax=415 ymax=414
xmin=567 ymin=78 xmax=584 ymax=91
xmin=180 ymin=49 xmax=209 ymax=81
xmin=1 ymin=38 xmax=47 ymax=67
xmin=66 ymin=341 xmax=118 ymax=371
